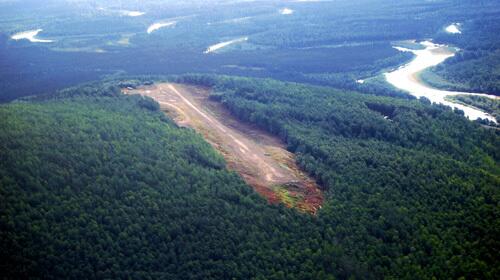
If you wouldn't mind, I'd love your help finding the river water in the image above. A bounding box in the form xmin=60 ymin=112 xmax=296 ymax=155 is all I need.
xmin=385 ymin=41 xmax=497 ymax=123
xmin=11 ymin=29 xmax=53 ymax=43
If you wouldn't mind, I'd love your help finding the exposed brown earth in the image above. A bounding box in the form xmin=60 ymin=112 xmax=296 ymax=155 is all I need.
xmin=123 ymin=83 xmax=323 ymax=214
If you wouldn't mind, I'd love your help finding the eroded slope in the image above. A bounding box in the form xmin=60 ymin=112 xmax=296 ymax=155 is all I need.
xmin=123 ymin=83 xmax=323 ymax=213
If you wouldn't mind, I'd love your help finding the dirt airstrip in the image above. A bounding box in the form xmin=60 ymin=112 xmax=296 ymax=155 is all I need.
xmin=123 ymin=83 xmax=323 ymax=214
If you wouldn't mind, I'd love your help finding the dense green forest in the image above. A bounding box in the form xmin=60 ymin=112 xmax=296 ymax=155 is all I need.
xmin=2 ymin=0 xmax=500 ymax=278
xmin=2 ymin=0 xmax=500 ymax=102
xmin=1 ymin=75 xmax=499 ymax=278
xmin=429 ymin=15 xmax=500 ymax=95
xmin=179 ymin=74 xmax=500 ymax=278
xmin=0 ymin=93 xmax=321 ymax=279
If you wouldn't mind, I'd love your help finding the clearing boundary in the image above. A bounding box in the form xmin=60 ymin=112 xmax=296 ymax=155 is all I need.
xmin=123 ymin=83 xmax=323 ymax=214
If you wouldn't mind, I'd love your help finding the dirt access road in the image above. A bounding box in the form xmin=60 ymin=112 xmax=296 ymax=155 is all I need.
xmin=123 ymin=83 xmax=323 ymax=213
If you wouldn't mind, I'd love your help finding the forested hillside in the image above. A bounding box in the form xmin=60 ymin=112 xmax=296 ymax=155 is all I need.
xmin=0 ymin=94 xmax=321 ymax=279
xmin=178 ymin=74 xmax=500 ymax=278
xmin=1 ymin=76 xmax=499 ymax=279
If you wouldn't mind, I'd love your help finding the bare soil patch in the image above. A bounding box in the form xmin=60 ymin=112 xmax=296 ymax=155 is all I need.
xmin=123 ymin=83 xmax=323 ymax=214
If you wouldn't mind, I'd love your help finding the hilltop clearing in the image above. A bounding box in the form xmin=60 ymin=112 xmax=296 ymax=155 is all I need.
xmin=124 ymin=83 xmax=323 ymax=213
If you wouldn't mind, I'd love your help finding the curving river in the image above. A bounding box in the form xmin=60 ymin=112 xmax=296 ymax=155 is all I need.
xmin=385 ymin=41 xmax=498 ymax=123
xmin=11 ymin=29 xmax=53 ymax=43
xmin=204 ymin=37 xmax=248 ymax=54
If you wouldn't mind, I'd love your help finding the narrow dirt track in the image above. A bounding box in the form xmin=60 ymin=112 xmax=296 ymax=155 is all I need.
xmin=123 ymin=83 xmax=323 ymax=213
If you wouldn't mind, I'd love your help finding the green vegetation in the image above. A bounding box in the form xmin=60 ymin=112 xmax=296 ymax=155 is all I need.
xmin=426 ymin=50 xmax=500 ymax=95
xmin=419 ymin=68 xmax=464 ymax=91
xmin=2 ymin=0 xmax=500 ymax=102
xmin=446 ymin=94 xmax=500 ymax=123
xmin=430 ymin=14 xmax=500 ymax=95
xmin=180 ymin=74 xmax=500 ymax=278
xmin=0 ymin=93 xmax=319 ymax=279
xmin=2 ymin=76 xmax=499 ymax=278
xmin=2 ymin=0 xmax=500 ymax=278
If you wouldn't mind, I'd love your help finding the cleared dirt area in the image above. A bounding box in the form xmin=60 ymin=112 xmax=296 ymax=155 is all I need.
xmin=123 ymin=83 xmax=323 ymax=214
